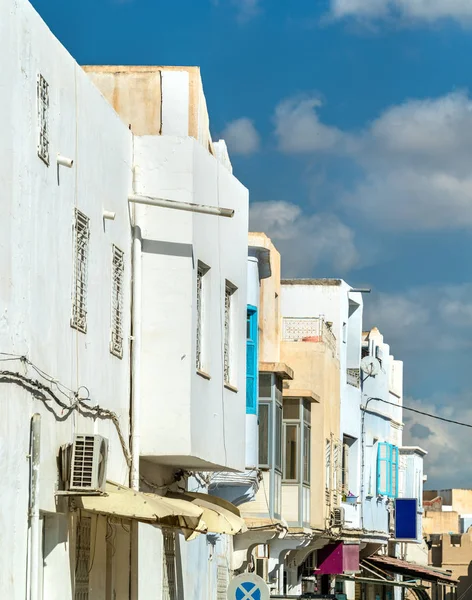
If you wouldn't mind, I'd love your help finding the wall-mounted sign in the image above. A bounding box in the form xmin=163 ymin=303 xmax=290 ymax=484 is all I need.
xmin=395 ymin=498 xmax=418 ymax=540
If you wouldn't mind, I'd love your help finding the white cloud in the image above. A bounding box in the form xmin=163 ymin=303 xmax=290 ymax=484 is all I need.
xmin=275 ymin=91 xmax=472 ymax=231
xmin=330 ymin=0 xmax=472 ymax=23
xmin=222 ymin=117 xmax=260 ymax=155
xmin=404 ymin=393 xmax=472 ymax=488
xmin=275 ymin=97 xmax=345 ymax=153
xmin=249 ymin=200 xmax=359 ymax=276
xmin=364 ymin=284 xmax=472 ymax=353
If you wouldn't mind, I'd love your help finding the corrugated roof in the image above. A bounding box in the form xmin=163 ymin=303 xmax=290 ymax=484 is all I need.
xmin=365 ymin=555 xmax=458 ymax=584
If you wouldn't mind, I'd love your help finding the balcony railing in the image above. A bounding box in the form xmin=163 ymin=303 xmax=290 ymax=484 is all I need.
xmin=282 ymin=317 xmax=337 ymax=356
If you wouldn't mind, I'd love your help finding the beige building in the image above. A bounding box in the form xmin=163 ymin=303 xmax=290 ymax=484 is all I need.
xmin=424 ymin=489 xmax=472 ymax=598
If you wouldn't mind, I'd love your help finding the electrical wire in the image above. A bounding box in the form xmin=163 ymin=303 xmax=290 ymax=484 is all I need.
xmin=365 ymin=396 xmax=472 ymax=429
xmin=0 ymin=355 xmax=132 ymax=468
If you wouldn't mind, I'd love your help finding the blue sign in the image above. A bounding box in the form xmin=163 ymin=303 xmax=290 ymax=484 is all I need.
xmin=227 ymin=573 xmax=269 ymax=600
xmin=395 ymin=498 xmax=418 ymax=540
xmin=236 ymin=582 xmax=261 ymax=600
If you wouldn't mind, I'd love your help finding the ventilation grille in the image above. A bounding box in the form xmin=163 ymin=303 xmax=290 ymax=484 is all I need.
xmin=110 ymin=245 xmax=124 ymax=358
xmin=71 ymin=435 xmax=95 ymax=489
xmin=331 ymin=507 xmax=345 ymax=527
xmin=71 ymin=209 xmax=90 ymax=333
xmin=70 ymin=434 xmax=108 ymax=492
xmin=37 ymin=74 xmax=49 ymax=165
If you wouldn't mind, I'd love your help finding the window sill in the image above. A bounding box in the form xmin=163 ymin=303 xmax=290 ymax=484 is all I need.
xmin=196 ymin=369 xmax=211 ymax=381
xmin=224 ymin=383 xmax=238 ymax=393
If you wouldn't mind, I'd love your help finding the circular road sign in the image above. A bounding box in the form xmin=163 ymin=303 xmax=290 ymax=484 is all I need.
xmin=227 ymin=573 xmax=270 ymax=600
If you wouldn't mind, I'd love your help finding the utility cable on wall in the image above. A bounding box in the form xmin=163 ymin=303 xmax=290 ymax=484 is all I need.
xmin=0 ymin=353 xmax=132 ymax=468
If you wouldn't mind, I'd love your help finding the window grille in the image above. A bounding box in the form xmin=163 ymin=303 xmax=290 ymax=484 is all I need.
xmin=71 ymin=209 xmax=90 ymax=333
xmin=162 ymin=529 xmax=177 ymax=600
xmin=224 ymin=281 xmax=236 ymax=384
xmin=75 ymin=516 xmax=91 ymax=600
xmin=110 ymin=245 xmax=124 ymax=358
xmin=37 ymin=74 xmax=50 ymax=165
xmin=325 ymin=439 xmax=331 ymax=506
xmin=217 ymin=564 xmax=229 ymax=600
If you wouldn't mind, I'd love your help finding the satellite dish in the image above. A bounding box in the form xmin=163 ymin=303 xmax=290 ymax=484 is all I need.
xmin=361 ymin=356 xmax=380 ymax=377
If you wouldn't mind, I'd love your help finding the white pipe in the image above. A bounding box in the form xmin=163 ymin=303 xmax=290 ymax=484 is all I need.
xmin=57 ymin=154 xmax=74 ymax=168
xmin=29 ymin=414 xmax=41 ymax=600
xmin=103 ymin=210 xmax=116 ymax=220
xmin=130 ymin=223 xmax=142 ymax=491
xmin=128 ymin=193 xmax=234 ymax=218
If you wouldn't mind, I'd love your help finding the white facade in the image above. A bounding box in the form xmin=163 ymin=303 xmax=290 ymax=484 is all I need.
xmin=0 ymin=0 xmax=133 ymax=595
xmin=135 ymin=134 xmax=248 ymax=471
xmin=1 ymin=0 xmax=250 ymax=598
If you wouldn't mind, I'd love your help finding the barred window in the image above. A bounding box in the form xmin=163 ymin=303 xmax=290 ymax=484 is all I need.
xmin=37 ymin=74 xmax=50 ymax=165
xmin=224 ymin=281 xmax=236 ymax=384
xmin=71 ymin=209 xmax=90 ymax=333
xmin=196 ymin=262 xmax=209 ymax=371
xmin=75 ymin=516 xmax=91 ymax=600
xmin=110 ymin=245 xmax=124 ymax=358
xmin=162 ymin=529 xmax=177 ymax=600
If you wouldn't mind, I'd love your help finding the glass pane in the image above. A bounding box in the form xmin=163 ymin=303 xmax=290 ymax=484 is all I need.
xmin=284 ymin=424 xmax=299 ymax=481
xmin=275 ymin=404 xmax=282 ymax=471
xmin=247 ymin=314 xmax=251 ymax=339
xmin=275 ymin=376 xmax=283 ymax=404
xmin=303 ymin=399 xmax=311 ymax=424
xmin=259 ymin=374 xmax=272 ymax=398
xmin=304 ymin=425 xmax=311 ymax=483
xmin=258 ymin=404 xmax=269 ymax=466
xmin=283 ymin=398 xmax=300 ymax=420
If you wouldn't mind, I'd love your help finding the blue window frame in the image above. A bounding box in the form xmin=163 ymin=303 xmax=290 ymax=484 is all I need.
xmin=246 ymin=305 xmax=258 ymax=415
xmin=377 ymin=442 xmax=399 ymax=498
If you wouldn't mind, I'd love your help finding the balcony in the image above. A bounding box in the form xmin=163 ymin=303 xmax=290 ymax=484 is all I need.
xmin=282 ymin=317 xmax=337 ymax=357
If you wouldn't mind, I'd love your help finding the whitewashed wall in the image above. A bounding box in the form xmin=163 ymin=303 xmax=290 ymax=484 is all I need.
xmin=0 ymin=0 xmax=133 ymax=596
xmin=134 ymin=134 xmax=249 ymax=471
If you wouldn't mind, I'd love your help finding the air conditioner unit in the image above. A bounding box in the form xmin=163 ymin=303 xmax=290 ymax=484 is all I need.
xmin=331 ymin=507 xmax=345 ymax=527
xmin=69 ymin=434 xmax=108 ymax=493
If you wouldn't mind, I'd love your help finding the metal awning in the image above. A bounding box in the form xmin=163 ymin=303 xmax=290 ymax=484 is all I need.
xmin=166 ymin=491 xmax=247 ymax=536
xmin=72 ymin=482 xmax=206 ymax=539
xmin=364 ymin=555 xmax=458 ymax=585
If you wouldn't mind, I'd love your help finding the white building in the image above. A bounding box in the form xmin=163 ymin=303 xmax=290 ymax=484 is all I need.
xmin=1 ymin=0 xmax=250 ymax=598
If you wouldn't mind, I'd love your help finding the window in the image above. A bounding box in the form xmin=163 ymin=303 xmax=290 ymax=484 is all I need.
xmin=275 ymin=402 xmax=282 ymax=471
xmin=325 ymin=439 xmax=331 ymax=503
xmin=162 ymin=529 xmax=178 ymax=600
xmin=246 ymin=305 xmax=258 ymax=414
xmin=282 ymin=398 xmax=311 ymax=484
xmin=75 ymin=516 xmax=91 ymax=600
xmin=224 ymin=281 xmax=236 ymax=384
xmin=258 ymin=403 xmax=270 ymax=467
xmin=71 ymin=209 xmax=90 ymax=333
xmin=332 ymin=441 xmax=342 ymax=505
xmin=196 ymin=262 xmax=210 ymax=371
xmin=37 ymin=74 xmax=49 ymax=165
xmin=377 ymin=442 xmax=399 ymax=497
xmin=110 ymin=245 xmax=124 ymax=358
xmin=283 ymin=423 xmax=299 ymax=481
xmin=303 ymin=423 xmax=311 ymax=484
xmin=258 ymin=374 xmax=283 ymax=472
xmin=217 ymin=564 xmax=229 ymax=600
xmin=341 ymin=435 xmax=356 ymax=496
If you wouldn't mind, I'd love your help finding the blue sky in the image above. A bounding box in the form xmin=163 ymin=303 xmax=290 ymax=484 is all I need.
xmin=32 ymin=0 xmax=472 ymax=488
